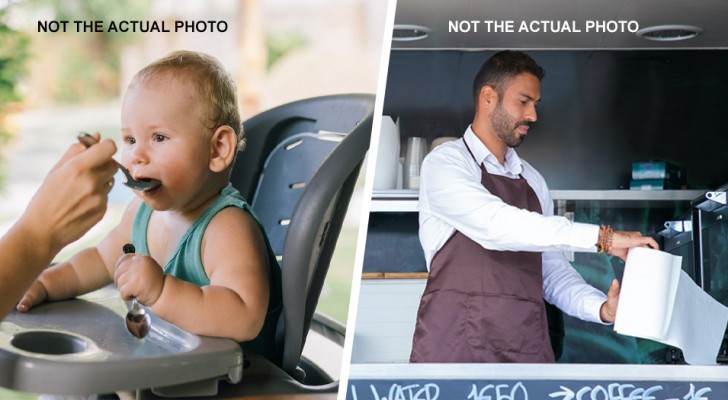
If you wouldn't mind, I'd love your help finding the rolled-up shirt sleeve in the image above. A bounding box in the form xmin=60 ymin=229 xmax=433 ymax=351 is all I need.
xmin=542 ymin=250 xmax=607 ymax=323
xmin=539 ymin=188 xmax=607 ymax=323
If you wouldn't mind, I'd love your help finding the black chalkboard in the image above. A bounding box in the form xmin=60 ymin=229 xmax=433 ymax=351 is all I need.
xmin=349 ymin=378 xmax=728 ymax=400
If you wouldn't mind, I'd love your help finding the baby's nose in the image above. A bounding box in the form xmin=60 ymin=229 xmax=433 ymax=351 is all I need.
xmin=125 ymin=143 xmax=150 ymax=165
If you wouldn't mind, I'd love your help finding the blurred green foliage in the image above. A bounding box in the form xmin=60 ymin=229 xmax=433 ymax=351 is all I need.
xmin=0 ymin=7 xmax=30 ymax=188
xmin=266 ymin=31 xmax=307 ymax=70
xmin=0 ymin=12 xmax=28 ymax=105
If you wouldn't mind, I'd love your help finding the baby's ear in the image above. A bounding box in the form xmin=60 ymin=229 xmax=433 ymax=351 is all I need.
xmin=209 ymin=125 xmax=237 ymax=173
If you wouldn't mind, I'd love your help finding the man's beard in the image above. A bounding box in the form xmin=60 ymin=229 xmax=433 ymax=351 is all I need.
xmin=491 ymin=103 xmax=530 ymax=148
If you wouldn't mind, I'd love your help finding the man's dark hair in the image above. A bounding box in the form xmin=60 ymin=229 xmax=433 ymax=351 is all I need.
xmin=472 ymin=50 xmax=545 ymax=106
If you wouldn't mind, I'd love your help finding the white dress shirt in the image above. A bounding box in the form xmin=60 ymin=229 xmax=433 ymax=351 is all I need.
xmin=418 ymin=126 xmax=607 ymax=324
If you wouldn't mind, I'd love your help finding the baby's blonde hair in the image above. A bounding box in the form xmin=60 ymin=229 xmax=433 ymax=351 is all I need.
xmin=129 ymin=50 xmax=245 ymax=150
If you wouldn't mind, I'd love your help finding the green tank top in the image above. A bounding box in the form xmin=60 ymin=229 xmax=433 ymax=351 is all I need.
xmin=131 ymin=183 xmax=282 ymax=364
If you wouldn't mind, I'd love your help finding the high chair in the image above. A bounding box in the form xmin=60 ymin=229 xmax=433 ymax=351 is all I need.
xmin=219 ymin=93 xmax=375 ymax=396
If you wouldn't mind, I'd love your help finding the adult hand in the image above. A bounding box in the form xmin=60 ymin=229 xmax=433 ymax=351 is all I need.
xmin=0 ymin=135 xmax=116 ymax=319
xmin=17 ymin=134 xmax=117 ymax=258
xmin=114 ymin=254 xmax=165 ymax=306
xmin=609 ymin=230 xmax=659 ymax=261
xmin=599 ymin=279 xmax=620 ymax=323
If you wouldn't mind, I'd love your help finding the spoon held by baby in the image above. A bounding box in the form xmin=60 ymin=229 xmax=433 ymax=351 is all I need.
xmin=121 ymin=243 xmax=151 ymax=339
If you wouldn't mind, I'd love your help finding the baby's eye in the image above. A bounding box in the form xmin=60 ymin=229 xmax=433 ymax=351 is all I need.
xmin=123 ymin=136 xmax=136 ymax=145
xmin=154 ymin=134 xmax=166 ymax=142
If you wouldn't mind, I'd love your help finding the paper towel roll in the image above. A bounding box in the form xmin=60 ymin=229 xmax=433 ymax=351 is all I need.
xmin=373 ymin=116 xmax=400 ymax=190
xmin=615 ymin=247 xmax=728 ymax=365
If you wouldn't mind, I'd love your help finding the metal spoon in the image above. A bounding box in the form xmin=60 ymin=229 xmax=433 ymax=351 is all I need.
xmin=122 ymin=243 xmax=151 ymax=339
xmin=77 ymin=132 xmax=161 ymax=191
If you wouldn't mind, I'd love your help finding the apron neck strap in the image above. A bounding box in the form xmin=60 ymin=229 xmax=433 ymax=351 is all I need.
xmin=462 ymin=137 xmax=486 ymax=172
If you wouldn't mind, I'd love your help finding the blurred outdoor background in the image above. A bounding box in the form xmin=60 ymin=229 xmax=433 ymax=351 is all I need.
xmin=0 ymin=0 xmax=385 ymax=395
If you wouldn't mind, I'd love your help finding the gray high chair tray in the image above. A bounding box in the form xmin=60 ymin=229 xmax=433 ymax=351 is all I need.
xmin=0 ymin=285 xmax=242 ymax=397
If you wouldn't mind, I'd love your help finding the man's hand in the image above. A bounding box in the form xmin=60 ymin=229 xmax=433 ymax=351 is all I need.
xmin=610 ymin=231 xmax=659 ymax=261
xmin=600 ymin=279 xmax=620 ymax=323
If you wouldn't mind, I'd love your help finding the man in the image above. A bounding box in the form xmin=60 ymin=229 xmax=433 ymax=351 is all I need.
xmin=410 ymin=51 xmax=658 ymax=363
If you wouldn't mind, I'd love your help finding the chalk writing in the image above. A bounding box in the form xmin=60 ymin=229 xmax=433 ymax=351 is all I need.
xmin=350 ymin=383 xmax=440 ymax=400
xmin=549 ymin=383 xmax=663 ymax=400
xmin=348 ymin=381 xmax=719 ymax=400
xmin=548 ymin=383 xmax=713 ymax=400
xmin=669 ymin=383 xmax=711 ymax=400
xmin=467 ymin=382 xmax=528 ymax=400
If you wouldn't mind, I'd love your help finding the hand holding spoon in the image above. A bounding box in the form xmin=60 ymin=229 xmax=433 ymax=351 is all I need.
xmin=122 ymin=243 xmax=151 ymax=339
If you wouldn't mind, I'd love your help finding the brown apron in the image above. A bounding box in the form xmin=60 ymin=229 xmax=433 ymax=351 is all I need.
xmin=410 ymin=139 xmax=554 ymax=363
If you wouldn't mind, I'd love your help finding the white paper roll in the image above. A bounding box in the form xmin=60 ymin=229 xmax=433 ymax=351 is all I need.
xmin=373 ymin=116 xmax=400 ymax=190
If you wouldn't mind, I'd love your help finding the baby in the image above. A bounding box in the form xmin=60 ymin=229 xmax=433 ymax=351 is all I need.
xmin=17 ymin=50 xmax=282 ymax=363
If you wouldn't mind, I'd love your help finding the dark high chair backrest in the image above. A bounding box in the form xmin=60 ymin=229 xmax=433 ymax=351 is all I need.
xmin=251 ymin=131 xmax=345 ymax=257
xmin=230 ymin=94 xmax=374 ymax=379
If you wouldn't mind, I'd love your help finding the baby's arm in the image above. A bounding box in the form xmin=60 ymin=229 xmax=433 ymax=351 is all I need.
xmin=132 ymin=207 xmax=270 ymax=341
xmin=17 ymin=199 xmax=142 ymax=311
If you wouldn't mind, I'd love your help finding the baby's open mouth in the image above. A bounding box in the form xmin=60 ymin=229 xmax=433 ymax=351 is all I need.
xmin=134 ymin=177 xmax=162 ymax=192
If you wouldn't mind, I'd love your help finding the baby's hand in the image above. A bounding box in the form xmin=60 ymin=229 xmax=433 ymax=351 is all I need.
xmin=114 ymin=254 xmax=164 ymax=306
xmin=16 ymin=280 xmax=49 ymax=312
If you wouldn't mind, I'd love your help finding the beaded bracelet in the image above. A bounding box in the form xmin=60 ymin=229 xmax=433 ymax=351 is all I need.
xmin=597 ymin=225 xmax=613 ymax=254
